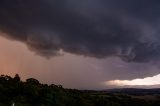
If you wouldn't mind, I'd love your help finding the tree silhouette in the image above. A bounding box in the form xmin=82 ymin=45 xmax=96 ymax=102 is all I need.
xmin=0 ymin=74 xmax=159 ymax=106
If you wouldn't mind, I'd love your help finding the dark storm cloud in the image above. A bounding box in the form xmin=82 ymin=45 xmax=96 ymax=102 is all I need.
xmin=0 ymin=0 xmax=160 ymax=62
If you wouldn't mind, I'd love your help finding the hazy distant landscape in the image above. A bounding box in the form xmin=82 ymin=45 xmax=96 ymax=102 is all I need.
xmin=0 ymin=74 xmax=160 ymax=106
xmin=1 ymin=0 xmax=160 ymax=106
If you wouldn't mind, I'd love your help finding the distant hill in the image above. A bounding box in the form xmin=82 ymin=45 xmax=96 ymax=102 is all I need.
xmin=106 ymin=88 xmax=160 ymax=95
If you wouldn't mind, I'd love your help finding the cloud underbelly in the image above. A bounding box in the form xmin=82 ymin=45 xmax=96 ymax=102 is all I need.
xmin=0 ymin=0 xmax=160 ymax=63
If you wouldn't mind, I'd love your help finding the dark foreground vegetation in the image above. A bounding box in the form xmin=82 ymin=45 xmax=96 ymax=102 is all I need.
xmin=0 ymin=74 xmax=160 ymax=106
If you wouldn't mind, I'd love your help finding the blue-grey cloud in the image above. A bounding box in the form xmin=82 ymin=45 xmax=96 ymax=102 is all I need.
xmin=0 ymin=0 xmax=160 ymax=62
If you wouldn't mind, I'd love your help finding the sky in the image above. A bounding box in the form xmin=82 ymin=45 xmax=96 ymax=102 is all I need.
xmin=0 ymin=0 xmax=160 ymax=89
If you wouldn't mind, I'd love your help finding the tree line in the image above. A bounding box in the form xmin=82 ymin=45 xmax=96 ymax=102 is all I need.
xmin=0 ymin=74 xmax=159 ymax=106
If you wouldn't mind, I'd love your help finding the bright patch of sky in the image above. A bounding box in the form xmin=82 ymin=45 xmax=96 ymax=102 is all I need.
xmin=105 ymin=74 xmax=160 ymax=86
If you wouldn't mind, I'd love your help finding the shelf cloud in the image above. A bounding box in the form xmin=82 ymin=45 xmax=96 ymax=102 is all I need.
xmin=0 ymin=0 xmax=160 ymax=62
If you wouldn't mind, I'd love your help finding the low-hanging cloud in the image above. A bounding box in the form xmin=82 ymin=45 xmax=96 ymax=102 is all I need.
xmin=0 ymin=0 xmax=160 ymax=62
